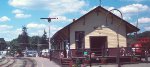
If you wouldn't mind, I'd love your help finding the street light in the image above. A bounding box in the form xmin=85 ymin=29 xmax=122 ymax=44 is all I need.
xmin=106 ymin=9 xmax=123 ymax=67
xmin=40 ymin=17 xmax=58 ymax=50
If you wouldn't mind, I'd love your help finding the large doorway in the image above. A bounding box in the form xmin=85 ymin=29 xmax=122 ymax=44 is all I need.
xmin=90 ymin=36 xmax=107 ymax=56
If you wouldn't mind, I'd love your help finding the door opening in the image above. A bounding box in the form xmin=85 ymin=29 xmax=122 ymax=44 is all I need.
xmin=90 ymin=36 xmax=107 ymax=56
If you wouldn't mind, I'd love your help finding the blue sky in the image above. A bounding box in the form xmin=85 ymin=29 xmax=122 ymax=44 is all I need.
xmin=0 ymin=0 xmax=150 ymax=41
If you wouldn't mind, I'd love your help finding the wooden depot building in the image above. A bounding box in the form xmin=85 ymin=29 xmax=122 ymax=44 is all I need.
xmin=50 ymin=6 xmax=139 ymax=65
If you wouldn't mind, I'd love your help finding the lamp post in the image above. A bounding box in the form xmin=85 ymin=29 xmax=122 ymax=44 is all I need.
xmin=106 ymin=9 xmax=123 ymax=67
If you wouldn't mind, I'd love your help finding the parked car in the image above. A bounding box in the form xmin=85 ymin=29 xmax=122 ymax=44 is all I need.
xmin=0 ymin=51 xmax=6 ymax=59
xmin=41 ymin=49 xmax=49 ymax=58
xmin=0 ymin=55 xmax=5 ymax=59
xmin=26 ymin=50 xmax=37 ymax=57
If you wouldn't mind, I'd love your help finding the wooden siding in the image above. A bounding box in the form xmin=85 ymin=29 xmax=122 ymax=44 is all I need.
xmin=70 ymin=10 xmax=127 ymax=49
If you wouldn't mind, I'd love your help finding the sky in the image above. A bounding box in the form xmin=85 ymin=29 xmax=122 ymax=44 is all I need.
xmin=0 ymin=0 xmax=150 ymax=41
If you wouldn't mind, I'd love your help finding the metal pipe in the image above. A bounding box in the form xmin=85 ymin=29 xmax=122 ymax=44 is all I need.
xmin=106 ymin=9 xmax=123 ymax=67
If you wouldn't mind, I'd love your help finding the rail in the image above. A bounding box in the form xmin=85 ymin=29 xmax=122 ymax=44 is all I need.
xmin=0 ymin=57 xmax=16 ymax=67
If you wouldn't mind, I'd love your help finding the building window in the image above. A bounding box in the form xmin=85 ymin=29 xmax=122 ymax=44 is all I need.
xmin=75 ymin=31 xmax=85 ymax=49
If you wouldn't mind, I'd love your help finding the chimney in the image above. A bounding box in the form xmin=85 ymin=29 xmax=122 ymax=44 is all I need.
xmin=73 ymin=19 xmax=76 ymax=22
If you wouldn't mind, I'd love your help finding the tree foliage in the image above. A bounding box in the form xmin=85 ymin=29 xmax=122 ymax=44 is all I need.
xmin=17 ymin=26 xmax=29 ymax=50
xmin=0 ymin=38 xmax=7 ymax=50
xmin=29 ymin=36 xmax=40 ymax=50
xmin=10 ymin=28 xmax=48 ymax=51
xmin=40 ymin=30 xmax=48 ymax=49
xmin=127 ymin=31 xmax=150 ymax=45
xmin=128 ymin=31 xmax=150 ymax=39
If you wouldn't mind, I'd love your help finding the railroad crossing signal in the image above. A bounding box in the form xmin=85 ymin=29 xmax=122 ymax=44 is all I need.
xmin=40 ymin=17 xmax=58 ymax=23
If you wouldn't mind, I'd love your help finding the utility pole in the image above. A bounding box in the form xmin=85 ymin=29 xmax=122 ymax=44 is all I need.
xmin=37 ymin=33 xmax=40 ymax=57
xmin=40 ymin=17 xmax=58 ymax=50
xmin=40 ymin=17 xmax=58 ymax=60
xmin=135 ymin=2 xmax=139 ymax=40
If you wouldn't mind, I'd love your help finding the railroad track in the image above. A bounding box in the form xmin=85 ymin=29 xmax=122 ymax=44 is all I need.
xmin=22 ymin=58 xmax=36 ymax=67
xmin=0 ymin=57 xmax=36 ymax=67
xmin=0 ymin=58 xmax=10 ymax=66
xmin=0 ymin=57 xmax=16 ymax=67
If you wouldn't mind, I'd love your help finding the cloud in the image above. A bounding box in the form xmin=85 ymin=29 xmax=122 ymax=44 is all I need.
xmin=27 ymin=23 xmax=47 ymax=29
xmin=8 ymin=0 xmax=86 ymax=11
xmin=0 ymin=25 xmax=15 ymax=41
xmin=104 ymin=6 xmax=115 ymax=11
xmin=9 ymin=0 xmax=86 ymax=22
xmin=0 ymin=16 xmax=11 ymax=22
xmin=0 ymin=23 xmax=62 ymax=41
xmin=0 ymin=25 xmax=13 ymax=31
xmin=115 ymin=4 xmax=149 ymax=20
xmin=12 ymin=9 xmax=23 ymax=14
xmin=8 ymin=0 xmax=36 ymax=9
xmin=138 ymin=17 xmax=150 ymax=23
xmin=26 ymin=23 xmax=62 ymax=37
xmin=103 ymin=4 xmax=149 ymax=21
xmin=103 ymin=6 xmax=126 ymax=20
xmin=49 ymin=0 xmax=86 ymax=15
xmin=80 ymin=6 xmax=97 ymax=14
xmin=119 ymin=4 xmax=149 ymax=14
xmin=12 ymin=9 xmax=31 ymax=18
xmin=144 ymin=27 xmax=150 ymax=31
xmin=0 ymin=27 xmax=22 ymax=41
xmin=49 ymin=15 xmax=72 ymax=22
xmin=15 ymin=13 xmax=31 ymax=18
xmin=50 ymin=25 xmax=62 ymax=35
xmin=48 ymin=0 xmax=86 ymax=23
xmin=120 ymin=0 xmax=150 ymax=2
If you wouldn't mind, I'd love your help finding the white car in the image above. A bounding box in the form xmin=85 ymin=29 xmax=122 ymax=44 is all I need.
xmin=0 ymin=54 xmax=5 ymax=59
xmin=0 ymin=51 xmax=6 ymax=59
xmin=41 ymin=49 xmax=49 ymax=58
xmin=0 ymin=55 xmax=2 ymax=59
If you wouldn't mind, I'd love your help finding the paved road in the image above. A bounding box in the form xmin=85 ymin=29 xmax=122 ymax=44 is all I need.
xmin=0 ymin=57 xmax=61 ymax=67
xmin=3 ymin=57 xmax=150 ymax=67
xmin=33 ymin=57 xmax=60 ymax=67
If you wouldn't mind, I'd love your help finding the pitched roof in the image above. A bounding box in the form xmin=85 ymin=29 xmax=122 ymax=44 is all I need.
xmin=52 ymin=6 xmax=139 ymax=38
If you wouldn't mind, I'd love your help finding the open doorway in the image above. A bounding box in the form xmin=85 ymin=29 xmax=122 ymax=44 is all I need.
xmin=90 ymin=36 xmax=107 ymax=56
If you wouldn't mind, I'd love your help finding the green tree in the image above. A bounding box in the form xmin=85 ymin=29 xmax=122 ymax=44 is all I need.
xmin=138 ymin=31 xmax=150 ymax=38
xmin=40 ymin=30 xmax=48 ymax=49
xmin=127 ymin=31 xmax=150 ymax=46
xmin=0 ymin=38 xmax=7 ymax=50
xmin=17 ymin=26 xmax=29 ymax=50
xmin=29 ymin=36 xmax=41 ymax=50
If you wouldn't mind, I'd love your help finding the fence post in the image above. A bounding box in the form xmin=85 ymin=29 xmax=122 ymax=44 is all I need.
xmin=117 ymin=47 xmax=121 ymax=67
xmin=145 ymin=47 xmax=148 ymax=62
xmin=89 ymin=51 xmax=92 ymax=67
